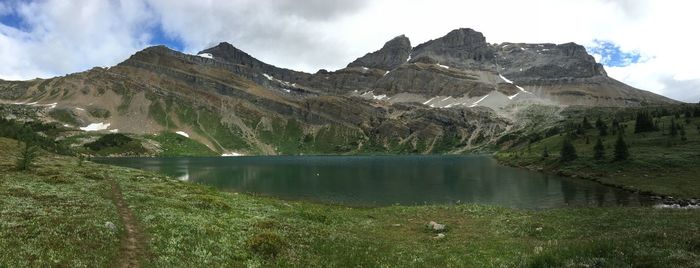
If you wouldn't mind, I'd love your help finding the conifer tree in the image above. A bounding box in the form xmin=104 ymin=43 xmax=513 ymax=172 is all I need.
xmin=681 ymin=126 xmax=687 ymax=141
xmin=593 ymin=138 xmax=605 ymax=160
xmin=670 ymin=118 xmax=678 ymax=137
xmin=582 ymin=116 xmax=593 ymax=129
xmin=560 ymin=139 xmax=577 ymax=162
xmin=634 ymin=111 xmax=656 ymax=133
xmin=16 ymin=142 xmax=40 ymax=171
xmin=595 ymin=117 xmax=608 ymax=136
xmin=614 ymin=135 xmax=629 ymax=161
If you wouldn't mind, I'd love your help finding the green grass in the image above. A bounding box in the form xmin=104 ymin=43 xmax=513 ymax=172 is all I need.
xmin=48 ymin=108 xmax=81 ymax=126
xmin=0 ymin=143 xmax=121 ymax=266
xmin=1 ymin=137 xmax=700 ymax=267
xmin=82 ymin=133 xmax=148 ymax=156
xmin=497 ymin=112 xmax=700 ymax=198
xmin=148 ymin=132 xmax=217 ymax=157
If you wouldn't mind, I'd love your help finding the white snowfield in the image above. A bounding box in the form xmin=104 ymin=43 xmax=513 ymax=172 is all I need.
xmin=358 ymin=90 xmax=388 ymax=101
xmin=175 ymin=131 xmax=190 ymax=138
xmin=469 ymin=94 xmax=490 ymax=107
xmin=221 ymin=152 xmax=244 ymax=157
xmin=109 ymin=129 xmax=119 ymax=133
xmin=197 ymin=53 xmax=213 ymax=59
xmin=80 ymin=122 xmax=111 ymax=131
xmin=262 ymin=73 xmax=294 ymax=88
xmin=498 ymin=73 xmax=533 ymax=99
xmin=436 ymin=63 xmax=450 ymax=69
xmin=11 ymin=101 xmax=56 ymax=109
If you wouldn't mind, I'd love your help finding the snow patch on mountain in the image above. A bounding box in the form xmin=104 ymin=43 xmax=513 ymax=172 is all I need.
xmin=197 ymin=53 xmax=213 ymax=59
xmin=80 ymin=122 xmax=110 ymax=131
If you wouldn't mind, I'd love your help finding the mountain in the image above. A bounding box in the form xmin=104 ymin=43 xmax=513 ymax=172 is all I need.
xmin=0 ymin=28 xmax=678 ymax=156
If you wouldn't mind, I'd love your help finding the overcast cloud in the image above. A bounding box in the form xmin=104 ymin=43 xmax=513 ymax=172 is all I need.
xmin=0 ymin=0 xmax=698 ymax=102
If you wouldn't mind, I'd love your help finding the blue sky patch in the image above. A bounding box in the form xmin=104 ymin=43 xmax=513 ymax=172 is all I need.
xmin=586 ymin=40 xmax=642 ymax=67
xmin=0 ymin=5 xmax=29 ymax=31
xmin=149 ymin=23 xmax=184 ymax=51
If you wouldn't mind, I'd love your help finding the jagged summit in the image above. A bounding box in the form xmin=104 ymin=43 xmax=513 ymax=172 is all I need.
xmin=494 ymin=42 xmax=608 ymax=83
xmin=347 ymin=35 xmax=412 ymax=70
xmin=410 ymin=28 xmax=495 ymax=69
xmin=198 ymin=42 xmax=263 ymax=68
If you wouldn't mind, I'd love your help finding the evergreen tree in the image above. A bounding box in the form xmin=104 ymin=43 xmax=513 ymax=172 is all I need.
xmin=582 ymin=116 xmax=593 ymax=129
xmin=595 ymin=117 xmax=608 ymax=136
xmin=611 ymin=118 xmax=620 ymax=135
xmin=670 ymin=118 xmax=678 ymax=137
xmin=634 ymin=111 xmax=656 ymax=133
xmin=16 ymin=142 xmax=40 ymax=171
xmin=593 ymin=138 xmax=605 ymax=160
xmin=560 ymin=139 xmax=578 ymax=162
xmin=614 ymin=135 xmax=629 ymax=161
xmin=681 ymin=127 xmax=687 ymax=141
xmin=542 ymin=146 xmax=549 ymax=158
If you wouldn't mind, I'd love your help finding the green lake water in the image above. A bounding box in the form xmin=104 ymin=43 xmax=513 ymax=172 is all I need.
xmin=94 ymin=155 xmax=653 ymax=208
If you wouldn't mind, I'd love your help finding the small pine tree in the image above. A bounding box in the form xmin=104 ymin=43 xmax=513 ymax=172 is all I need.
xmin=634 ymin=111 xmax=656 ymax=133
xmin=611 ymin=118 xmax=620 ymax=135
xmin=542 ymin=146 xmax=550 ymax=158
xmin=680 ymin=127 xmax=687 ymax=141
xmin=614 ymin=135 xmax=629 ymax=161
xmin=560 ymin=139 xmax=578 ymax=162
xmin=16 ymin=142 xmax=40 ymax=171
xmin=596 ymin=117 xmax=608 ymax=136
xmin=670 ymin=118 xmax=678 ymax=137
xmin=593 ymin=138 xmax=605 ymax=160
xmin=77 ymin=154 xmax=86 ymax=167
xmin=582 ymin=116 xmax=593 ymax=129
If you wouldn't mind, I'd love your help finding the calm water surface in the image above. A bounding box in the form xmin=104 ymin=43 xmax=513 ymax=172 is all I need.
xmin=94 ymin=155 xmax=653 ymax=209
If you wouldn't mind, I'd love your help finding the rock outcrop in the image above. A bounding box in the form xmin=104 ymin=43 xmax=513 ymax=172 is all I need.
xmin=347 ymin=35 xmax=412 ymax=70
xmin=410 ymin=28 xmax=496 ymax=70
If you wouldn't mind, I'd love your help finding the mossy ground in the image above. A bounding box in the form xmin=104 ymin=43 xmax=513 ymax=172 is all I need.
xmin=1 ymin=137 xmax=699 ymax=267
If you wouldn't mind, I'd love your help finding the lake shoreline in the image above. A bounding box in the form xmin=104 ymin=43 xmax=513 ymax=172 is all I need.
xmin=494 ymin=155 xmax=700 ymax=209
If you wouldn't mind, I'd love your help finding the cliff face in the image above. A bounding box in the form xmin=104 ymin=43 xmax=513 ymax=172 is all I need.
xmin=0 ymin=28 xmax=677 ymax=155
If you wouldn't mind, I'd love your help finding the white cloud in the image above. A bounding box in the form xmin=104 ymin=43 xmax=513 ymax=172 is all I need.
xmin=0 ymin=0 xmax=155 ymax=80
xmin=0 ymin=0 xmax=698 ymax=102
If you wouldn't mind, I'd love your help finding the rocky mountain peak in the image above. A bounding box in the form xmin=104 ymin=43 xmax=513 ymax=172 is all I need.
xmin=347 ymin=34 xmax=412 ymax=70
xmin=198 ymin=42 xmax=262 ymax=68
xmin=495 ymin=42 xmax=607 ymax=82
xmin=440 ymin=28 xmax=489 ymax=48
xmin=410 ymin=28 xmax=495 ymax=69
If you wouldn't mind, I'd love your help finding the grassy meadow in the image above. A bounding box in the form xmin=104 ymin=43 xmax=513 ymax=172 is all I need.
xmin=1 ymin=137 xmax=699 ymax=267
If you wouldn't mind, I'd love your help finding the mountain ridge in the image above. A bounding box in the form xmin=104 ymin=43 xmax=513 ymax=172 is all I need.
xmin=0 ymin=27 xmax=680 ymax=156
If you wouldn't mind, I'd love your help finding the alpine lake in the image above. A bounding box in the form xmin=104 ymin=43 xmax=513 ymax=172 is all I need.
xmin=94 ymin=155 xmax=654 ymax=209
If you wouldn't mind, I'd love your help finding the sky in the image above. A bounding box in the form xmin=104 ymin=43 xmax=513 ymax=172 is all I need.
xmin=0 ymin=0 xmax=699 ymax=103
